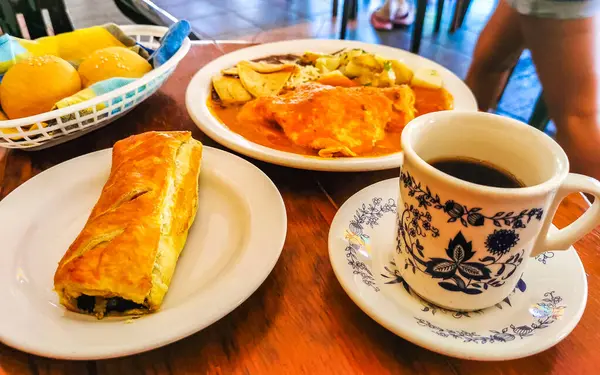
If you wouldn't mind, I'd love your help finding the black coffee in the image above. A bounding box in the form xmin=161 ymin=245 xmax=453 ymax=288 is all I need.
xmin=428 ymin=158 xmax=524 ymax=188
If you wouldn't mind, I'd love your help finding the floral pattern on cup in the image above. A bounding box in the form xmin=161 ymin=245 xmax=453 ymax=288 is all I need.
xmin=400 ymin=170 xmax=544 ymax=229
xmin=422 ymin=231 xmax=524 ymax=294
xmin=381 ymin=260 xmax=526 ymax=319
xmin=397 ymin=170 xmax=544 ymax=295
xmin=342 ymin=197 xmax=552 ymax=295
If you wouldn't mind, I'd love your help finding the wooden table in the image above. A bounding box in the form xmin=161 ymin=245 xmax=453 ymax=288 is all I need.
xmin=1 ymin=42 xmax=599 ymax=374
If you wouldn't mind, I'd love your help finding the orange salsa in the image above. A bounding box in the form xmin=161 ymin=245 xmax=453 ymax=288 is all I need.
xmin=208 ymin=85 xmax=453 ymax=157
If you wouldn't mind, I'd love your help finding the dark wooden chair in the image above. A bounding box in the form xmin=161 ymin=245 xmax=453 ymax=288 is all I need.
xmin=0 ymin=0 xmax=200 ymax=41
xmin=412 ymin=0 xmax=427 ymax=53
xmin=337 ymin=0 xmax=358 ymax=40
xmin=409 ymin=0 xmax=550 ymax=131
xmin=335 ymin=0 xmax=472 ymax=52
xmin=527 ymin=93 xmax=549 ymax=131
xmin=0 ymin=0 xmax=74 ymax=39
xmin=415 ymin=0 xmax=474 ymax=54
xmin=334 ymin=0 xmax=443 ymax=54
xmin=114 ymin=0 xmax=200 ymax=40
xmin=115 ymin=0 xmax=168 ymax=27
xmin=495 ymin=59 xmax=549 ymax=132
xmin=435 ymin=0 xmax=474 ymax=34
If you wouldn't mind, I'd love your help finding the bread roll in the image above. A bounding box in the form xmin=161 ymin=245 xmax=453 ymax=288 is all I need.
xmin=78 ymin=46 xmax=152 ymax=88
xmin=0 ymin=55 xmax=81 ymax=119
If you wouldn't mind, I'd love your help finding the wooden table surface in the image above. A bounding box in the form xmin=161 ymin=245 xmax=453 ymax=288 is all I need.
xmin=1 ymin=42 xmax=599 ymax=375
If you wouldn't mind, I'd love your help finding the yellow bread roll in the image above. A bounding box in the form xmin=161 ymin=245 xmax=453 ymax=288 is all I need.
xmin=36 ymin=26 xmax=125 ymax=65
xmin=78 ymin=47 xmax=152 ymax=88
xmin=0 ymin=55 xmax=82 ymax=119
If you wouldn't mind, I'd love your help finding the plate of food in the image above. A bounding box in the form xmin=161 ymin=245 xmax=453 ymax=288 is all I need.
xmin=0 ymin=131 xmax=286 ymax=359
xmin=185 ymin=39 xmax=477 ymax=171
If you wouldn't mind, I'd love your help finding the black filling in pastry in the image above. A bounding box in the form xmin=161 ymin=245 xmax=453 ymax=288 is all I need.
xmin=76 ymin=294 xmax=95 ymax=313
xmin=105 ymin=297 xmax=146 ymax=313
xmin=76 ymin=295 xmax=146 ymax=313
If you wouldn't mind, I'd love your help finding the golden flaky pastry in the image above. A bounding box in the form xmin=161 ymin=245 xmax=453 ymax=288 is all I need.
xmin=54 ymin=131 xmax=202 ymax=318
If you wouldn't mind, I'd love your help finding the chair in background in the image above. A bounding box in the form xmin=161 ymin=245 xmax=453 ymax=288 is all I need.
xmin=336 ymin=0 xmax=469 ymax=52
xmin=435 ymin=0 xmax=474 ymax=33
xmin=113 ymin=0 xmax=201 ymax=40
xmin=336 ymin=0 xmax=424 ymax=53
xmin=115 ymin=0 xmax=168 ymax=27
xmin=0 ymin=0 xmax=200 ymax=41
xmin=412 ymin=0 xmax=427 ymax=53
xmin=414 ymin=0 xmax=474 ymax=53
xmin=495 ymin=58 xmax=550 ymax=132
xmin=399 ymin=0 xmax=467 ymax=54
xmin=0 ymin=0 xmax=74 ymax=39
xmin=411 ymin=0 xmax=550 ymax=131
xmin=527 ymin=94 xmax=549 ymax=131
xmin=337 ymin=0 xmax=358 ymax=40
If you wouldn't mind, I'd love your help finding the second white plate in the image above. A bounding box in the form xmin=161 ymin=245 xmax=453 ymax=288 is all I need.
xmin=186 ymin=39 xmax=477 ymax=172
xmin=0 ymin=146 xmax=287 ymax=360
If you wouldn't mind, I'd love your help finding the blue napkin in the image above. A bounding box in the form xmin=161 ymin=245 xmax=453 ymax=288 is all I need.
xmin=149 ymin=20 xmax=191 ymax=68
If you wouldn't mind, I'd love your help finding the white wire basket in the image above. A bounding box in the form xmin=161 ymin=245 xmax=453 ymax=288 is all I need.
xmin=0 ymin=25 xmax=191 ymax=150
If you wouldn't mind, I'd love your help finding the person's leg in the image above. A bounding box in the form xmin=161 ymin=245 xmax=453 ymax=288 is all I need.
xmin=519 ymin=15 xmax=600 ymax=179
xmin=465 ymin=0 xmax=525 ymax=111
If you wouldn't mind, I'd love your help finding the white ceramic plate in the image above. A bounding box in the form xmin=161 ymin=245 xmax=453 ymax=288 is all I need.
xmin=328 ymin=178 xmax=587 ymax=360
xmin=185 ymin=39 xmax=477 ymax=172
xmin=0 ymin=146 xmax=286 ymax=360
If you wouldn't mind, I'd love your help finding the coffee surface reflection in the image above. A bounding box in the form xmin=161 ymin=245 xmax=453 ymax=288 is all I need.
xmin=428 ymin=158 xmax=525 ymax=188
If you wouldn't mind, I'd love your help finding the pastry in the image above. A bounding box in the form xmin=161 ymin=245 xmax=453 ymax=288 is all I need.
xmin=54 ymin=131 xmax=202 ymax=318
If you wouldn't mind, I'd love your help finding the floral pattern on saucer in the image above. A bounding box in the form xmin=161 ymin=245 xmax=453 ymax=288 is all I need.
xmin=415 ymin=291 xmax=566 ymax=343
xmin=535 ymin=251 xmax=555 ymax=264
xmin=345 ymin=197 xmax=397 ymax=292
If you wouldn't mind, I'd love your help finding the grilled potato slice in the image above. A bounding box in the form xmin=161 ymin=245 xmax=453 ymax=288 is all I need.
xmin=238 ymin=61 xmax=292 ymax=97
xmin=212 ymin=75 xmax=253 ymax=103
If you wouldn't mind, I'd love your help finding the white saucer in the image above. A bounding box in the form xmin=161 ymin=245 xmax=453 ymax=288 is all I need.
xmin=328 ymin=178 xmax=587 ymax=361
xmin=0 ymin=146 xmax=287 ymax=360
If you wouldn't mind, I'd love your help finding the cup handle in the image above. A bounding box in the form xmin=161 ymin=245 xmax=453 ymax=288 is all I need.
xmin=531 ymin=173 xmax=600 ymax=257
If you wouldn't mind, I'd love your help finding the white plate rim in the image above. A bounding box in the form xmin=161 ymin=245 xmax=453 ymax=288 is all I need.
xmin=328 ymin=178 xmax=588 ymax=360
xmin=0 ymin=146 xmax=287 ymax=360
xmin=185 ymin=39 xmax=478 ymax=172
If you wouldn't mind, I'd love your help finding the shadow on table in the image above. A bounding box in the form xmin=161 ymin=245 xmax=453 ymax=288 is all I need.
xmin=96 ymin=267 xmax=284 ymax=373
